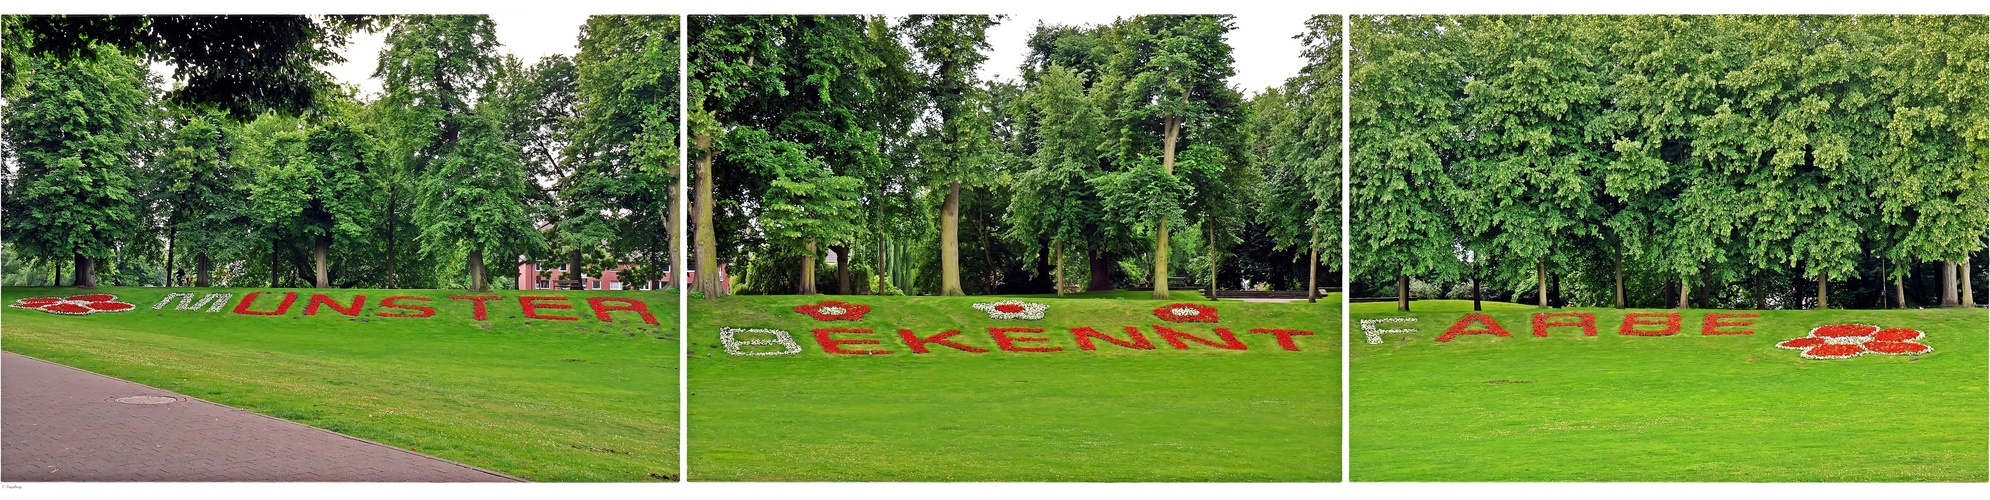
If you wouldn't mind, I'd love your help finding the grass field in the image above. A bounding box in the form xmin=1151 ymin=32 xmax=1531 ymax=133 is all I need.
xmin=1351 ymin=299 xmax=1988 ymax=482
xmin=687 ymin=293 xmax=1341 ymax=481
xmin=1 ymin=286 xmax=678 ymax=482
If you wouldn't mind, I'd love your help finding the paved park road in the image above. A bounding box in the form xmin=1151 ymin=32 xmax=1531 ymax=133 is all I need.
xmin=1 ymin=351 xmax=521 ymax=482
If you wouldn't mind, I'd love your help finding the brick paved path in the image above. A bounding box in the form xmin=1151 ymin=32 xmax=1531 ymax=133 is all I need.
xmin=1 ymin=352 xmax=521 ymax=482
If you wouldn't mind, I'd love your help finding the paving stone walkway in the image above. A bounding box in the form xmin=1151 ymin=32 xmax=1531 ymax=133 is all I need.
xmin=1 ymin=351 xmax=521 ymax=482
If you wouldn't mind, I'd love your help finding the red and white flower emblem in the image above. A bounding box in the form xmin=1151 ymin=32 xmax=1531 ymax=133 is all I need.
xmin=793 ymin=300 xmax=870 ymax=321
xmin=9 ymin=294 xmax=138 ymax=316
xmin=1776 ymin=324 xmax=1932 ymax=360
xmin=1152 ymin=303 xmax=1219 ymax=323
xmin=972 ymin=300 xmax=1048 ymax=320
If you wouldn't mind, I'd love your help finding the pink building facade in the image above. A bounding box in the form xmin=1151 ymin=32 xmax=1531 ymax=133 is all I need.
xmin=516 ymin=262 xmax=665 ymax=291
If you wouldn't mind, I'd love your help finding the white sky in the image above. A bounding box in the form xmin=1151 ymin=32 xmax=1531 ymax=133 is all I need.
xmin=979 ymin=13 xmax=1311 ymax=98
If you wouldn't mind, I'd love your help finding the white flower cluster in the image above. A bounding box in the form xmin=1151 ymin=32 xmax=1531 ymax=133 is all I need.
xmin=719 ymin=327 xmax=804 ymax=356
xmin=971 ymin=300 xmax=1049 ymax=320
xmin=1360 ymin=317 xmax=1419 ymax=345
xmin=151 ymin=292 xmax=234 ymax=313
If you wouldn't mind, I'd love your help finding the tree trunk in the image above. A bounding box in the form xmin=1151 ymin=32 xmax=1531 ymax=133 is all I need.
xmin=568 ymin=250 xmax=586 ymax=290
xmin=73 ymin=253 xmax=96 ymax=289
xmin=1152 ymin=115 xmax=1180 ymax=301
xmin=1055 ymin=240 xmax=1066 ymax=299
xmin=53 ymin=261 xmax=61 ymax=287
xmin=1753 ymin=274 xmax=1765 ymax=310
xmin=387 ymin=190 xmax=398 ymax=289
xmin=1396 ymin=273 xmax=1409 ymax=312
xmin=1614 ymin=244 xmax=1625 ymax=309
xmin=1678 ymin=278 xmax=1690 ymax=309
xmin=940 ymin=180 xmax=965 ymax=296
xmin=1087 ymin=247 xmax=1115 ymax=291
xmin=1551 ymin=270 xmax=1562 ymax=308
xmin=1306 ymin=227 xmax=1320 ymax=304
xmin=1472 ymin=265 xmax=1482 ymax=311
xmin=1940 ymin=260 xmax=1959 ymax=307
xmin=468 ymin=248 xmax=487 ymax=292
xmin=1537 ymin=259 xmax=1548 ymax=308
xmin=1818 ymin=272 xmax=1832 ymax=309
xmin=196 ymin=253 xmax=212 ymax=287
xmin=1207 ymin=213 xmax=1218 ymax=301
xmin=1152 ymin=218 xmax=1171 ymax=300
xmin=877 ymin=231 xmax=889 ymax=296
xmin=270 ymin=241 xmax=280 ymax=287
xmin=693 ymin=132 xmax=725 ymax=299
xmin=832 ymin=244 xmax=851 ymax=295
xmin=1895 ymin=271 xmax=1907 ymax=309
xmin=314 ymin=235 xmax=330 ymax=288
xmin=1695 ymin=270 xmax=1711 ymax=309
xmin=164 ymin=226 xmax=176 ymax=286
xmin=974 ymin=191 xmax=997 ymax=293
xmin=800 ymin=239 xmax=818 ymax=295
xmin=670 ymin=155 xmax=685 ymax=292
xmin=1962 ymin=256 xmax=1976 ymax=307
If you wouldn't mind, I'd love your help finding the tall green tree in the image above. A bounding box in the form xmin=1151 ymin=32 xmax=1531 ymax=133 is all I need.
xmin=906 ymin=14 xmax=1002 ymax=296
xmin=414 ymin=114 xmax=547 ymax=291
xmin=375 ymin=14 xmax=505 ymax=289
xmin=1 ymin=48 xmax=152 ymax=288
xmin=569 ymin=15 xmax=679 ymax=291
xmin=5 ymin=15 xmax=382 ymax=119
xmin=1009 ymin=64 xmax=1107 ymax=297
xmin=1105 ymin=15 xmax=1244 ymax=299
xmin=1251 ymin=15 xmax=1343 ymax=303
xmin=1350 ymin=15 xmax=1470 ymax=310
xmin=150 ymin=111 xmax=250 ymax=286
xmin=688 ymin=15 xmax=789 ymax=299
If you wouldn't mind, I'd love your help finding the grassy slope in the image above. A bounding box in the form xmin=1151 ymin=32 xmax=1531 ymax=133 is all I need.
xmin=688 ymin=294 xmax=1341 ymax=481
xmin=1 ymin=286 xmax=678 ymax=482
xmin=1351 ymin=300 xmax=1988 ymax=482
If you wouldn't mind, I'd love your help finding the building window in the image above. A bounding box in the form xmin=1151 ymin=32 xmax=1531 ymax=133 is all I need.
xmin=610 ymin=281 xmax=623 ymax=290
xmin=536 ymin=280 xmax=549 ymax=290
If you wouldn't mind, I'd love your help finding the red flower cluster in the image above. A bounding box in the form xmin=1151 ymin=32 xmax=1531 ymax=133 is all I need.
xmin=1531 ymin=312 xmax=1597 ymax=337
xmin=1618 ymin=313 xmax=1681 ymax=336
xmin=1777 ymin=324 xmax=1932 ymax=360
xmin=1435 ymin=313 xmax=1511 ymax=342
xmin=9 ymin=294 xmax=136 ymax=315
xmin=795 ymin=300 xmax=870 ymax=321
xmin=1152 ymin=303 xmax=1219 ymax=323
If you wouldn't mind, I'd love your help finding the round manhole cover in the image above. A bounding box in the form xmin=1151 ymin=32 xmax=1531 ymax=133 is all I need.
xmin=111 ymin=396 xmax=178 ymax=405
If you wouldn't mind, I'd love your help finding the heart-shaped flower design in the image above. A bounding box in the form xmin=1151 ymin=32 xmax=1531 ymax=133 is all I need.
xmin=793 ymin=300 xmax=870 ymax=321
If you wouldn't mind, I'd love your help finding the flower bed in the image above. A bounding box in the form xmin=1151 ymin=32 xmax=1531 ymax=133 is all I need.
xmin=1152 ymin=303 xmax=1219 ymax=323
xmin=1360 ymin=317 xmax=1418 ymax=345
xmin=719 ymin=327 xmax=804 ymax=356
xmin=971 ymin=300 xmax=1049 ymax=320
xmin=1776 ymin=324 xmax=1932 ymax=360
xmin=1532 ymin=312 xmax=1596 ymax=337
xmin=10 ymin=294 xmax=136 ymax=315
xmin=1435 ymin=313 xmax=1510 ymax=342
xmin=795 ymin=300 xmax=870 ymax=321
xmin=1618 ymin=313 xmax=1681 ymax=336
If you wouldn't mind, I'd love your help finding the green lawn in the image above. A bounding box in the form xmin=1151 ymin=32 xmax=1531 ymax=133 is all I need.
xmin=687 ymin=294 xmax=1341 ymax=481
xmin=1 ymin=286 xmax=678 ymax=482
xmin=1351 ymin=300 xmax=1988 ymax=481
